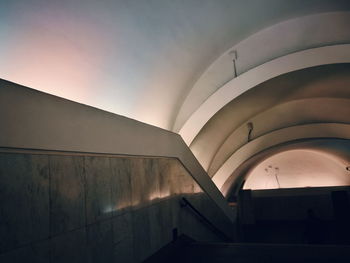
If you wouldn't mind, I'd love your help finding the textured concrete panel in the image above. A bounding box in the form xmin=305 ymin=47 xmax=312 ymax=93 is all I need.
xmin=0 ymin=240 xmax=50 ymax=263
xmin=85 ymin=156 xmax=113 ymax=224
xmin=130 ymin=159 xmax=160 ymax=208
xmin=51 ymin=228 xmax=87 ymax=263
xmin=159 ymin=158 xmax=182 ymax=197
xmin=158 ymin=199 xmax=176 ymax=245
xmin=113 ymin=213 xmax=134 ymax=263
xmin=110 ymin=158 xmax=132 ymax=216
xmin=177 ymin=163 xmax=196 ymax=195
xmin=87 ymin=220 xmax=114 ymax=263
xmin=0 ymin=151 xmax=235 ymax=262
xmin=132 ymin=207 xmax=152 ymax=262
xmin=0 ymin=153 xmax=49 ymax=252
xmin=148 ymin=205 xmax=163 ymax=252
xmin=50 ymin=155 xmax=85 ymax=235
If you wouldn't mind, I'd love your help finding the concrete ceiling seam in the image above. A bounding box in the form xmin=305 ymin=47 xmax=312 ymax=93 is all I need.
xmin=207 ymin=98 xmax=350 ymax=176
xmin=179 ymin=44 xmax=350 ymax=145
xmin=174 ymin=12 xmax=350 ymax=132
xmin=211 ymin=123 xmax=350 ymax=190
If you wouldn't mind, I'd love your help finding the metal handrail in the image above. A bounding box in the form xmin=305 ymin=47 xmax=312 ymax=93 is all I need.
xmin=180 ymin=197 xmax=234 ymax=242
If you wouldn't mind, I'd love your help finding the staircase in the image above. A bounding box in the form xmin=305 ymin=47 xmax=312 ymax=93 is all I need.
xmin=145 ymin=236 xmax=350 ymax=263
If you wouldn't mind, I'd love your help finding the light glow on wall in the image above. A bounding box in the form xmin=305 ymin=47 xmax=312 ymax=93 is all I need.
xmin=244 ymin=149 xmax=350 ymax=190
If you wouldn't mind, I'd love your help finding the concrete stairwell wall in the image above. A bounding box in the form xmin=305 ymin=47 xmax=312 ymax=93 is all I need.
xmin=0 ymin=79 xmax=236 ymax=262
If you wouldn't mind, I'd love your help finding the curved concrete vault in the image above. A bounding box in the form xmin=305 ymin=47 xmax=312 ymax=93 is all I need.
xmin=175 ymin=12 xmax=350 ymax=135
xmin=170 ymin=11 xmax=350 ymax=194
xmin=189 ymin=64 xmax=350 ymax=193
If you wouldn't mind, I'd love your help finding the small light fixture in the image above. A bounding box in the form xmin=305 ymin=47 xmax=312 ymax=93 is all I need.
xmin=229 ymin=50 xmax=238 ymax=77
xmin=247 ymin=122 xmax=253 ymax=142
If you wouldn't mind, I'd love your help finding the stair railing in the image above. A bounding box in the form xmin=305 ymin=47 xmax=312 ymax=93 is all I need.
xmin=180 ymin=197 xmax=234 ymax=242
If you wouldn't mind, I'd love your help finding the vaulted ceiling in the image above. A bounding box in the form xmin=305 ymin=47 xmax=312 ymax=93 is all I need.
xmin=1 ymin=0 xmax=350 ymax=193
xmin=191 ymin=64 xmax=350 ymax=190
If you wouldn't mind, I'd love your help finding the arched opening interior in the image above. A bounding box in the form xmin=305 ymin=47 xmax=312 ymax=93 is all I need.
xmin=243 ymin=149 xmax=350 ymax=190
xmin=228 ymin=141 xmax=350 ymax=244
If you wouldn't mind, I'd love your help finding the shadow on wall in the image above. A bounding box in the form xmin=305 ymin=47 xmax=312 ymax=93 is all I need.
xmin=0 ymin=150 xmax=235 ymax=263
xmin=237 ymin=187 xmax=350 ymax=245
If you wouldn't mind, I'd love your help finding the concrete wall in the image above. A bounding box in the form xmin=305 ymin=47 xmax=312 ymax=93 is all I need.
xmin=0 ymin=150 xmax=234 ymax=263
xmin=0 ymin=79 xmax=235 ymax=222
xmin=0 ymin=79 xmax=236 ymax=262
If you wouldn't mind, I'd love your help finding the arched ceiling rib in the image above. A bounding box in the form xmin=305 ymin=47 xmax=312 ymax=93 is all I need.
xmin=208 ymin=98 xmax=350 ymax=176
xmin=190 ymin=64 xmax=350 ymax=173
xmin=174 ymin=12 xmax=350 ymax=132
xmin=191 ymin=63 xmax=350 ymax=193
xmin=212 ymin=123 xmax=350 ymax=190
xmin=179 ymin=45 xmax=350 ymax=145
